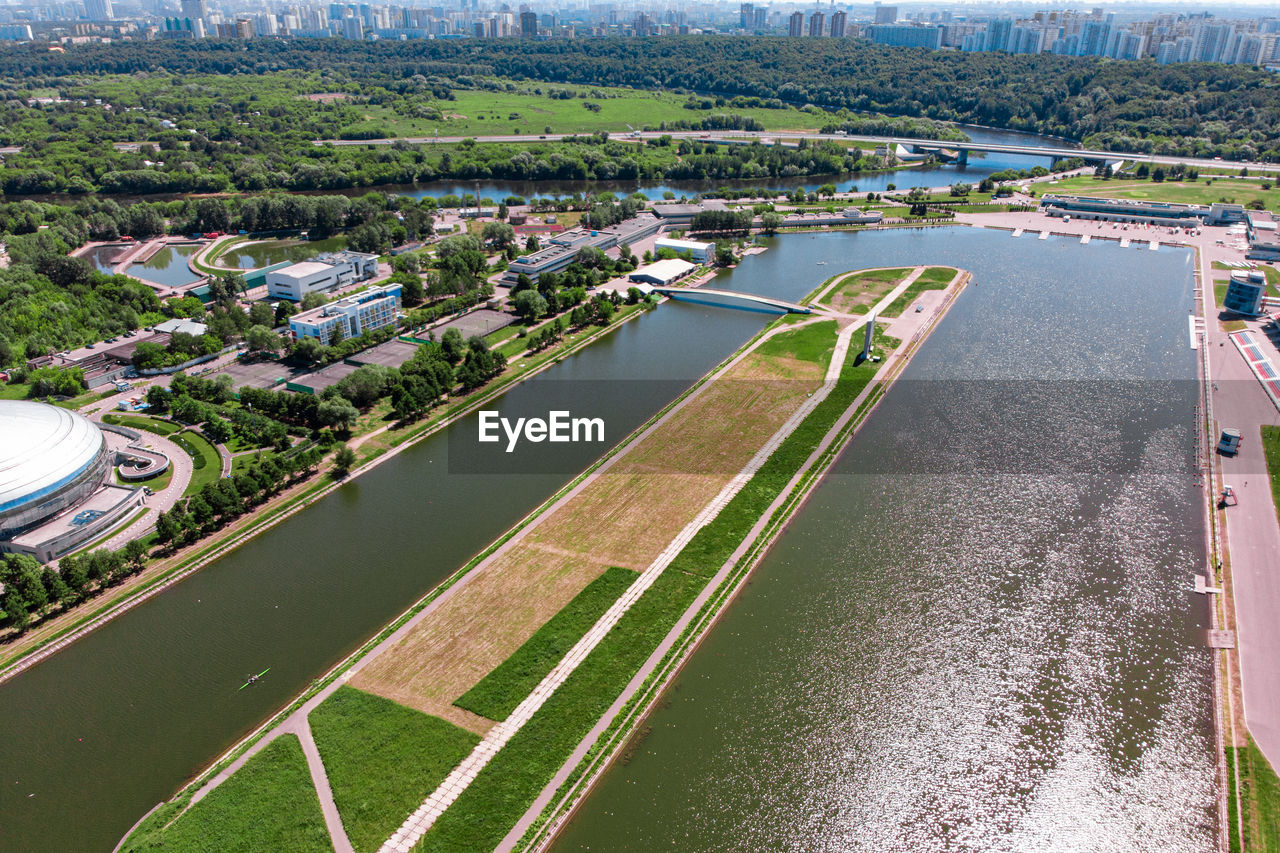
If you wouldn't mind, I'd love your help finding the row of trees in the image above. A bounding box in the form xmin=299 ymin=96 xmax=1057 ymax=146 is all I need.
xmin=2 ymin=545 xmax=148 ymax=635
xmin=153 ymin=449 xmax=326 ymax=550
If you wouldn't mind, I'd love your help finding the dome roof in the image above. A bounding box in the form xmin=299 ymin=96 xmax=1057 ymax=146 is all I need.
xmin=0 ymin=401 xmax=106 ymax=517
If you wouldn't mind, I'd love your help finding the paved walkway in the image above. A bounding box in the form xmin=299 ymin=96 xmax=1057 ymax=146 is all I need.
xmin=498 ymin=267 xmax=968 ymax=852
xmin=379 ymin=317 xmax=840 ymax=853
xmin=378 ymin=269 xmax=945 ymax=852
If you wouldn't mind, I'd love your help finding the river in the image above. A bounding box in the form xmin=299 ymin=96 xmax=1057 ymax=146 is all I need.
xmin=552 ymin=228 xmax=1216 ymax=852
xmin=0 ymin=281 xmax=767 ymax=852
xmin=0 ymin=226 xmax=1213 ymax=852
xmin=382 ymin=126 xmax=1068 ymax=203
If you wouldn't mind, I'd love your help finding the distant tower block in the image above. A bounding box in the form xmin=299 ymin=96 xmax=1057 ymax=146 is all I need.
xmin=862 ymin=315 xmax=876 ymax=360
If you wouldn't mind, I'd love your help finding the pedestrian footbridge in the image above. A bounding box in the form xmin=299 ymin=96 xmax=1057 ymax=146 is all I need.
xmin=651 ymin=286 xmax=812 ymax=314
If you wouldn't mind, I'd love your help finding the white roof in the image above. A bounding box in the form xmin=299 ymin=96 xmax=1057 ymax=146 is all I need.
xmin=155 ymin=318 xmax=208 ymax=336
xmin=0 ymin=401 xmax=104 ymax=515
xmin=276 ymin=261 xmax=335 ymax=277
xmin=655 ymin=237 xmax=714 ymax=250
xmin=635 ymin=259 xmax=696 ymax=279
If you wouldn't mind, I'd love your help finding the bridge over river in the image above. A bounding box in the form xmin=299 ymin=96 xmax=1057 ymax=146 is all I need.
xmin=650 ymin=286 xmax=812 ymax=314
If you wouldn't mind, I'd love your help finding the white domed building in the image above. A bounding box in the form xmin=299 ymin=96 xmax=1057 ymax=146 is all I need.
xmin=0 ymin=401 xmax=146 ymax=562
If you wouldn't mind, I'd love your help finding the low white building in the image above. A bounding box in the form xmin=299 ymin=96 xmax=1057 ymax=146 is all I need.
xmin=288 ymin=283 xmax=403 ymax=343
xmin=154 ymin=317 xmax=208 ymax=336
xmin=654 ymin=237 xmax=715 ymax=263
xmin=266 ymin=252 xmax=380 ymax=301
xmin=629 ymin=259 xmax=696 ymax=286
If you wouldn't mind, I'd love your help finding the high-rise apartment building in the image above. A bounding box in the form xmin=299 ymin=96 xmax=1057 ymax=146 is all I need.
xmin=788 ymin=10 xmax=804 ymax=36
xmin=830 ymin=11 xmax=846 ymax=37
xmin=84 ymin=0 xmax=113 ymax=20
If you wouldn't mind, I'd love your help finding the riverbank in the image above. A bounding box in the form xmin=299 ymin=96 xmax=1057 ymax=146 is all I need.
xmin=118 ymin=266 xmax=967 ymax=853
xmin=0 ymin=298 xmax=656 ymax=687
xmin=518 ymin=267 xmax=969 ymax=853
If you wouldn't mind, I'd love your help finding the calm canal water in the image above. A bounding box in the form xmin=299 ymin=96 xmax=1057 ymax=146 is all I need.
xmin=0 ymin=228 xmax=1211 ymax=852
xmin=0 ymin=284 xmax=768 ymax=852
xmin=553 ymin=229 xmax=1215 ymax=852
xmin=224 ymin=236 xmax=347 ymax=270
xmin=127 ymin=244 xmax=202 ymax=288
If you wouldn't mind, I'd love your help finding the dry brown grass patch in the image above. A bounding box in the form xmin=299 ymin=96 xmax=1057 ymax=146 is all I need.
xmin=350 ymin=331 xmax=829 ymax=718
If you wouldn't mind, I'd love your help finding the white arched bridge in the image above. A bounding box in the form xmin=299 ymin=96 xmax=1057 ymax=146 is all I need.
xmin=650 ymin=286 xmax=812 ymax=314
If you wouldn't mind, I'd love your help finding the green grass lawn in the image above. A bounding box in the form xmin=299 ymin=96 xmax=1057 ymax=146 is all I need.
xmin=121 ymin=734 xmax=330 ymax=853
xmin=173 ymin=429 xmax=222 ymax=495
xmin=1261 ymin=426 xmax=1280 ymax=532
xmin=1228 ymin=736 xmax=1280 ymax=853
xmin=102 ymin=413 xmax=183 ymax=435
xmin=753 ymin=319 xmax=838 ymax=372
xmin=1216 ymin=283 xmax=1230 ymax=309
xmin=882 ymin=266 xmax=957 ymax=317
xmin=454 ymin=567 xmax=637 ymax=722
xmin=310 ymin=686 xmax=479 ymax=853
xmin=1048 ymin=175 xmax=1276 ymax=208
xmin=0 ymin=382 xmax=31 ymax=400
xmin=352 ymin=84 xmax=840 ymax=139
xmin=414 ymin=326 xmax=895 ymax=852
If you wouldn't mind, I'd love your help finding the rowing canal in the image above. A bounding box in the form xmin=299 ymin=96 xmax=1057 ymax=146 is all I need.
xmin=553 ymin=230 xmax=1215 ymax=852
xmin=0 ymin=228 xmax=1212 ymax=851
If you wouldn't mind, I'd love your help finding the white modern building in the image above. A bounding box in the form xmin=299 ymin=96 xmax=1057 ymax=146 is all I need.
xmin=288 ymin=283 xmax=403 ymax=343
xmin=0 ymin=402 xmax=144 ymax=562
xmin=629 ymin=259 xmax=696 ymax=286
xmin=654 ymin=237 xmax=715 ymax=263
xmin=1224 ymin=272 xmax=1267 ymax=316
xmin=266 ymin=252 xmax=380 ymax=301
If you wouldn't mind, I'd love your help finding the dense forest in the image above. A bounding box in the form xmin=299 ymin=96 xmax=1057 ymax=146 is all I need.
xmin=0 ymin=37 xmax=1275 ymax=161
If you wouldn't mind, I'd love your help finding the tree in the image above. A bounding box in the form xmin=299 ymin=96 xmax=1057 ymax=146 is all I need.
xmin=481 ymin=221 xmax=516 ymax=249
xmin=301 ymin=291 xmax=328 ymax=311
xmin=317 ymin=397 xmax=359 ymax=432
xmin=440 ymin=327 xmax=467 ymax=363
xmin=760 ymin=212 xmax=784 ymax=235
xmin=122 ymin=539 xmax=149 ymax=572
xmin=246 ymin=325 xmax=282 ymax=354
xmin=294 ymin=335 xmax=323 ymax=363
xmin=155 ymin=510 xmax=179 ymax=547
xmin=203 ymin=415 xmax=233 ymax=444
xmin=525 ymin=234 xmax=540 ymax=252
xmin=513 ymin=290 xmax=549 ymax=323
xmin=333 ymin=445 xmax=357 ymax=477
xmin=248 ymin=302 xmax=276 ymax=328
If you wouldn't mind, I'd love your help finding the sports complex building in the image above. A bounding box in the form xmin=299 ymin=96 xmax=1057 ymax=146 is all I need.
xmin=0 ymin=401 xmax=157 ymax=562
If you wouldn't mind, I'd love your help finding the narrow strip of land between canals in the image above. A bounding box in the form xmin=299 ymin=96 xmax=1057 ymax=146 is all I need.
xmin=512 ymin=268 xmax=969 ymax=853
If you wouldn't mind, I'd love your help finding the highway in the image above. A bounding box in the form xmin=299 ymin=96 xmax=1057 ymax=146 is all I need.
xmin=313 ymin=129 xmax=1280 ymax=175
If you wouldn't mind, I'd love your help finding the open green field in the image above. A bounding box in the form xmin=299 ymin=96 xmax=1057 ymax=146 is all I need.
xmin=454 ymin=567 xmax=637 ymax=722
xmin=311 ymin=686 xmax=479 ymax=853
xmin=1228 ymin=736 xmax=1280 ymax=853
xmin=414 ymin=323 xmax=897 ymax=852
xmin=354 ymin=84 xmax=847 ymax=139
xmin=1046 ymin=175 xmax=1276 ymax=208
xmin=818 ymin=267 xmax=911 ymax=314
xmin=883 ymin=266 xmax=957 ymax=317
xmin=172 ymin=429 xmax=222 ymax=495
xmin=120 ymin=734 xmax=330 ymax=853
